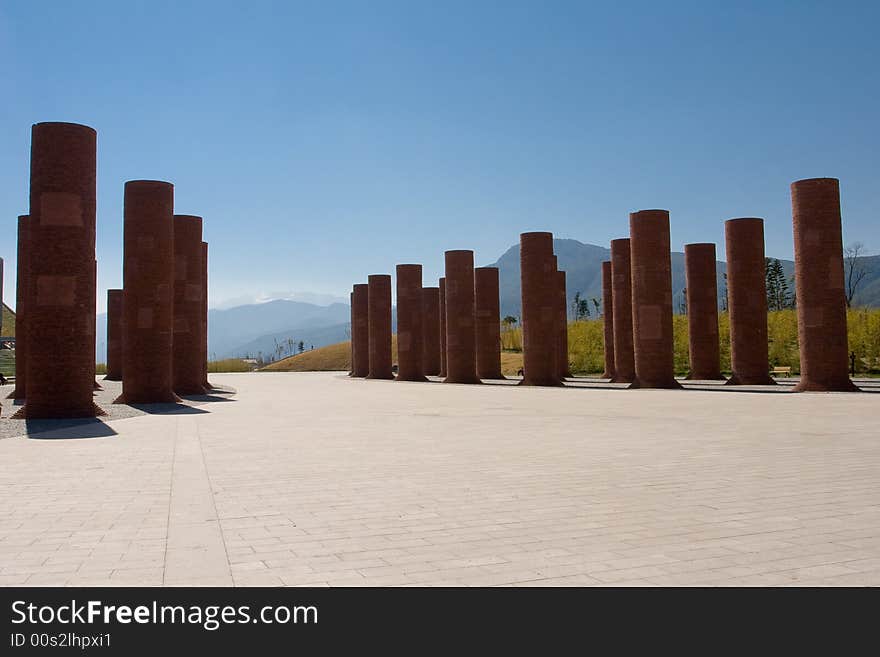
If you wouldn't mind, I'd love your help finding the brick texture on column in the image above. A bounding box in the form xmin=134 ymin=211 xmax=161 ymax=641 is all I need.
xmin=629 ymin=210 xmax=681 ymax=389
xmin=519 ymin=232 xmax=562 ymax=386
xmin=366 ymin=274 xmax=393 ymax=380
xmin=21 ymin=121 xmax=101 ymax=418
xmin=610 ymin=239 xmax=635 ymax=383
xmin=791 ymin=178 xmax=859 ymax=392
xmin=173 ymin=214 xmax=208 ymax=395
xmin=474 ymin=266 xmax=504 ymax=380
xmin=684 ymin=243 xmax=724 ymax=380
xmin=724 ymin=218 xmax=775 ymax=386
xmin=444 ymin=250 xmax=480 ymax=384
xmin=396 ymin=264 xmax=427 ymax=382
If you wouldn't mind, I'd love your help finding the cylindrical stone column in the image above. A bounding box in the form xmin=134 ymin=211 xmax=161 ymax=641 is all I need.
xmin=105 ymin=289 xmax=123 ymax=380
xmin=444 ymin=250 xmax=480 ymax=384
xmin=366 ymin=274 xmax=393 ymax=379
xmin=119 ymin=182 xmax=178 ymax=403
xmin=422 ymin=287 xmax=441 ymax=376
xmin=684 ymin=243 xmax=724 ymax=380
xmin=629 ymin=210 xmax=681 ymax=389
xmin=201 ymin=241 xmax=211 ymax=390
xmin=396 ymin=264 xmax=427 ymax=382
xmin=519 ymin=232 xmax=562 ymax=386
xmin=439 ymin=277 xmax=447 ymax=378
xmin=9 ymin=215 xmax=30 ymax=399
xmin=555 ymin=265 xmax=572 ymax=379
xmin=173 ymin=214 xmax=208 ymax=395
xmin=610 ymin=239 xmax=635 ymax=383
xmin=724 ymin=218 xmax=775 ymax=385
xmin=474 ymin=266 xmax=504 ymax=380
xmin=350 ymin=283 xmax=369 ymax=377
xmin=23 ymin=122 xmax=100 ymax=418
xmin=93 ymin=259 xmax=102 ymax=392
xmin=791 ymin=178 xmax=859 ymax=392
xmin=601 ymin=261 xmax=615 ymax=379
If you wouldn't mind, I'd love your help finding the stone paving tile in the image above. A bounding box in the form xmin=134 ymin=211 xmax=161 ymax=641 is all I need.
xmin=1 ymin=372 xmax=879 ymax=586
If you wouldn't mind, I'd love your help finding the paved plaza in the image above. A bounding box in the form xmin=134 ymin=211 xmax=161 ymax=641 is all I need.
xmin=1 ymin=372 xmax=879 ymax=587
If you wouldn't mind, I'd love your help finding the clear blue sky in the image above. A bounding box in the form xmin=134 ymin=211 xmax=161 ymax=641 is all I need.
xmin=1 ymin=1 xmax=878 ymax=312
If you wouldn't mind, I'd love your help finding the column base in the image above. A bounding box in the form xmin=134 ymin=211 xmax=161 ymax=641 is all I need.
xmin=114 ymin=391 xmax=181 ymax=404
xmin=628 ymin=378 xmax=683 ymax=390
xmin=726 ymin=373 xmax=777 ymax=386
xmin=518 ymin=377 xmax=565 ymax=387
xmin=792 ymin=377 xmax=861 ymax=393
xmin=443 ymin=376 xmax=482 ymax=384
xmin=685 ymin=372 xmax=727 ymax=381
xmin=13 ymin=401 xmax=107 ymax=419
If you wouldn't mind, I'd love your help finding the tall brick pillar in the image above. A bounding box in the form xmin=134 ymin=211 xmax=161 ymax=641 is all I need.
xmin=9 ymin=215 xmax=30 ymax=399
xmin=201 ymin=241 xmax=211 ymax=390
xmin=173 ymin=214 xmax=208 ymax=395
xmin=439 ymin=278 xmax=447 ymax=378
xmin=601 ymin=261 xmax=615 ymax=379
xmin=105 ymin=289 xmax=123 ymax=380
xmin=724 ymin=218 xmax=775 ymax=385
xmin=554 ymin=264 xmax=572 ymax=379
xmin=791 ymin=178 xmax=859 ymax=392
xmin=422 ymin=287 xmax=441 ymax=376
xmin=350 ymin=283 xmax=369 ymax=377
xmin=684 ymin=243 xmax=724 ymax=380
xmin=629 ymin=210 xmax=681 ymax=389
xmin=444 ymin=250 xmax=480 ymax=384
xmin=118 ymin=182 xmax=178 ymax=402
xmin=22 ymin=122 xmax=101 ymax=418
xmin=474 ymin=266 xmax=504 ymax=380
xmin=610 ymin=239 xmax=635 ymax=383
xmin=519 ymin=232 xmax=562 ymax=386
xmin=396 ymin=264 xmax=427 ymax=382
xmin=366 ymin=274 xmax=393 ymax=379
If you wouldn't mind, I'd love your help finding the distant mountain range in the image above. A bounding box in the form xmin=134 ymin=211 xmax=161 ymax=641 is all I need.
xmin=92 ymin=239 xmax=879 ymax=362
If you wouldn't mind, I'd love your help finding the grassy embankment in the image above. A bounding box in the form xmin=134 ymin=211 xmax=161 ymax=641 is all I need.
xmin=263 ymin=309 xmax=880 ymax=376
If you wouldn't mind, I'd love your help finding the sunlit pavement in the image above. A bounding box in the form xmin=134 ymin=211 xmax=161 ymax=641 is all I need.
xmin=1 ymin=371 xmax=879 ymax=586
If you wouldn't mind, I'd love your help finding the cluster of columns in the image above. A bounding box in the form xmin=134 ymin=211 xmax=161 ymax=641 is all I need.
xmin=349 ymin=252 xmax=506 ymax=384
xmin=7 ymin=122 xmax=212 ymax=419
xmin=597 ymin=181 xmax=858 ymax=392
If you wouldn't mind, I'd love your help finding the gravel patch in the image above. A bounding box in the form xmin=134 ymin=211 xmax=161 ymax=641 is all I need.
xmin=0 ymin=378 xmax=236 ymax=439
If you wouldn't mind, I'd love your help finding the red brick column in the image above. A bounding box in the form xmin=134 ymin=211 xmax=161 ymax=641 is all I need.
xmin=173 ymin=214 xmax=208 ymax=395
xmin=105 ymin=289 xmax=123 ymax=380
xmin=555 ymin=265 xmax=572 ymax=379
xmin=117 ymin=182 xmax=177 ymax=402
xmin=350 ymin=283 xmax=369 ymax=377
xmin=422 ymin=287 xmax=441 ymax=376
xmin=791 ymin=178 xmax=859 ymax=392
xmin=475 ymin=266 xmax=504 ymax=380
xmin=201 ymin=241 xmax=211 ymax=390
xmin=396 ymin=264 xmax=427 ymax=382
xmin=601 ymin=261 xmax=615 ymax=379
xmin=444 ymin=250 xmax=480 ymax=384
xmin=366 ymin=274 xmax=393 ymax=379
xmin=9 ymin=215 xmax=30 ymax=399
xmin=610 ymin=239 xmax=635 ymax=383
xmin=629 ymin=210 xmax=681 ymax=389
xmin=519 ymin=232 xmax=562 ymax=386
xmin=439 ymin=278 xmax=447 ymax=378
xmin=724 ymin=218 xmax=775 ymax=385
xmin=684 ymin=243 xmax=724 ymax=380
xmin=22 ymin=122 xmax=101 ymax=418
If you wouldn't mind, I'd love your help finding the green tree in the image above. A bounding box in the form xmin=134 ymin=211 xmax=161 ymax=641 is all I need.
xmin=765 ymin=258 xmax=791 ymax=311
